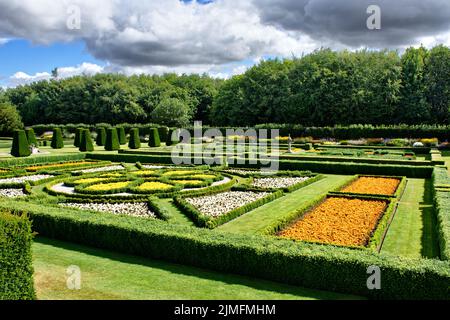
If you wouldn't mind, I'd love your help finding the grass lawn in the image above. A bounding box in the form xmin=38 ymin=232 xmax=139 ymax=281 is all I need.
xmin=33 ymin=237 xmax=362 ymax=300
xmin=217 ymin=175 xmax=354 ymax=234
xmin=381 ymin=178 xmax=439 ymax=259
xmin=154 ymin=198 xmax=195 ymax=226
xmin=442 ymin=151 xmax=450 ymax=173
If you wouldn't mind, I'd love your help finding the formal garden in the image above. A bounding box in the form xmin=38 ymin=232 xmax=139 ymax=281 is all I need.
xmin=0 ymin=122 xmax=449 ymax=300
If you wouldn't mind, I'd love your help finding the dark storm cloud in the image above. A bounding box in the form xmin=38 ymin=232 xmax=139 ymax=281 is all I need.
xmin=255 ymin=0 xmax=450 ymax=48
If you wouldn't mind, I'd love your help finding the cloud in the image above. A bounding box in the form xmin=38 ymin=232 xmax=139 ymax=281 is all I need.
xmin=0 ymin=0 xmax=316 ymax=68
xmin=0 ymin=0 xmax=448 ymax=78
xmin=8 ymin=62 xmax=104 ymax=87
xmin=254 ymin=0 xmax=450 ymax=49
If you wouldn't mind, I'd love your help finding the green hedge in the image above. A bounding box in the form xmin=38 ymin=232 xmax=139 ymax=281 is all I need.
xmin=228 ymin=157 xmax=433 ymax=178
xmin=96 ymin=127 xmax=106 ymax=146
xmin=11 ymin=130 xmax=31 ymax=158
xmin=79 ymin=129 xmax=94 ymax=152
xmin=0 ymin=154 xmax=86 ymax=168
xmin=128 ymin=128 xmax=141 ymax=150
xmin=50 ymin=128 xmax=64 ymax=149
xmin=278 ymin=154 xmax=433 ymax=166
xmin=87 ymin=153 xmax=224 ymax=166
xmin=1 ymin=200 xmax=448 ymax=300
xmin=174 ymin=189 xmax=284 ymax=229
xmin=25 ymin=128 xmax=37 ymax=146
xmin=74 ymin=128 xmax=83 ymax=147
xmin=117 ymin=127 xmax=127 ymax=145
xmin=148 ymin=128 xmax=161 ymax=148
xmin=432 ymin=167 xmax=450 ymax=260
xmin=0 ymin=210 xmax=35 ymax=300
xmin=105 ymin=128 xmax=120 ymax=151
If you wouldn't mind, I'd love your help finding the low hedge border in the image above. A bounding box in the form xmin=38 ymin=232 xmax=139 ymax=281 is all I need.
xmin=23 ymin=160 xmax=110 ymax=173
xmin=87 ymin=153 xmax=225 ymax=166
xmin=130 ymin=179 xmax=182 ymax=195
xmin=1 ymin=199 xmax=448 ymax=300
xmin=235 ymin=174 xmax=323 ymax=194
xmin=432 ymin=167 xmax=450 ymax=260
xmin=0 ymin=153 xmax=86 ymax=168
xmin=174 ymin=189 xmax=284 ymax=229
xmin=227 ymin=157 xmax=434 ymax=178
xmin=58 ymin=196 xmax=171 ymax=222
xmin=0 ymin=173 xmax=61 ymax=189
xmin=277 ymin=154 xmax=432 ymax=166
xmin=0 ymin=210 xmax=35 ymax=300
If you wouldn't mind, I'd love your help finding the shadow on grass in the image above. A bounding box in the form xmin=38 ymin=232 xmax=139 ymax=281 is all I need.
xmin=420 ymin=179 xmax=439 ymax=259
xmin=34 ymin=236 xmax=360 ymax=300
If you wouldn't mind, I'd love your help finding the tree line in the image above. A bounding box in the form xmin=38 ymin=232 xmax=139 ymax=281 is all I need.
xmin=0 ymin=45 xmax=449 ymax=136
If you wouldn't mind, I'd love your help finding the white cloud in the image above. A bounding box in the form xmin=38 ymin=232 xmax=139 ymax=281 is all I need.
xmin=0 ymin=38 xmax=9 ymax=45
xmin=8 ymin=62 xmax=104 ymax=87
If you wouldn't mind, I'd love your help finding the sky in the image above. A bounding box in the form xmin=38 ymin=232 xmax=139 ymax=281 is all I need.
xmin=0 ymin=0 xmax=449 ymax=87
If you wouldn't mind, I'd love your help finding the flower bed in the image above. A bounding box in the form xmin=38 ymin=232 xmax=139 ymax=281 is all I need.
xmin=74 ymin=165 xmax=125 ymax=174
xmin=71 ymin=177 xmax=109 ymax=185
xmin=341 ymin=176 xmax=400 ymax=196
xmin=278 ymin=197 xmax=389 ymax=247
xmin=252 ymin=177 xmax=309 ymax=189
xmin=185 ymin=191 xmax=271 ymax=217
xmin=82 ymin=181 xmax=132 ymax=193
xmin=60 ymin=202 xmax=156 ymax=218
xmin=135 ymin=181 xmax=176 ymax=193
xmin=0 ymin=188 xmax=26 ymax=198
xmin=25 ymin=161 xmax=97 ymax=172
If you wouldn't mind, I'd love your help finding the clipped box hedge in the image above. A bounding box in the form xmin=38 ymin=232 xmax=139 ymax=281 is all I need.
xmin=0 ymin=200 xmax=448 ymax=300
xmin=0 ymin=210 xmax=35 ymax=300
xmin=432 ymin=167 xmax=450 ymax=260
xmin=227 ymin=157 xmax=434 ymax=178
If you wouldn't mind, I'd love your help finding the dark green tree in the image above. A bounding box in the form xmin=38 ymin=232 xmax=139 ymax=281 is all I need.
xmin=79 ymin=129 xmax=94 ymax=152
xmin=128 ymin=128 xmax=141 ymax=149
xmin=74 ymin=127 xmax=84 ymax=147
xmin=96 ymin=127 xmax=107 ymax=146
xmin=117 ymin=126 xmax=126 ymax=145
xmin=11 ymin=130 xmax=31 ymax=157
xmin=105 ymin=128 xmax=120 ymax=151
xmin=25 ymin=128 xmax=38 ymax=146
xmin=0 ymin=102 xmax=24 ymax=136
xmin=50 ymin=128 xmax=64 ymax=149
xmin=148 ymin=128 xmax=161 ymax=147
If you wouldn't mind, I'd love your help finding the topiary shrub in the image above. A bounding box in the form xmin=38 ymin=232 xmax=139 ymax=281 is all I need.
xmin=148 ymin=128 xmax=161 ymax=147
xmin=166 ymin=129 xmax=179 ymax=146
xmin=50 ymin=128 xmax=64 ymax=149
xmin=128 ymin=128 xmax=141 ymax=150
xmin=96 ymin=127 xmax=106 ymax=146
xmin=158 ymin=126 xmax=169 ymax=143
xmin=105 ymin=128 xmax=120 ymax=151
xmin=25 ymin=128 xmax=37 ymax=147
xmin=117 ymin=127 xmax=126 ymax=145
xmin=11 ymin=130 xmax=31 ymax=157
xmin=0 ymin=210 xmax=35 ymax=300
xmin=74 ymin=128 xmax=84 ymax=147
xmin=79 ymin=129 xmax=94 ymax=152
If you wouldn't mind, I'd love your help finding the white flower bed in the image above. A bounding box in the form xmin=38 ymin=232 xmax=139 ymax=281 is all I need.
xmin=0 ymin=188 xmax=26 ymax=198
xmin=224 ymin=169 xmax=261 ymax=176
xmin=74 ymin=165 xmax=125 ymax=174
xmin=252 ymin=177 xmax=309 ymax=189
xmin=185 ymin=191 xmax=270 ymax=217
xmin=0 ymin=174 xmax=53 ymax=185
xmin=60 ymin=202 xmax=156 ymax=218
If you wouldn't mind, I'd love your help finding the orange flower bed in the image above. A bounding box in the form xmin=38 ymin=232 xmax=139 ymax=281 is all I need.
xmin=279 ymin=197 xmax=388 ymax=247
xmin=341 ymin=176 xmax=400 ymax=195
